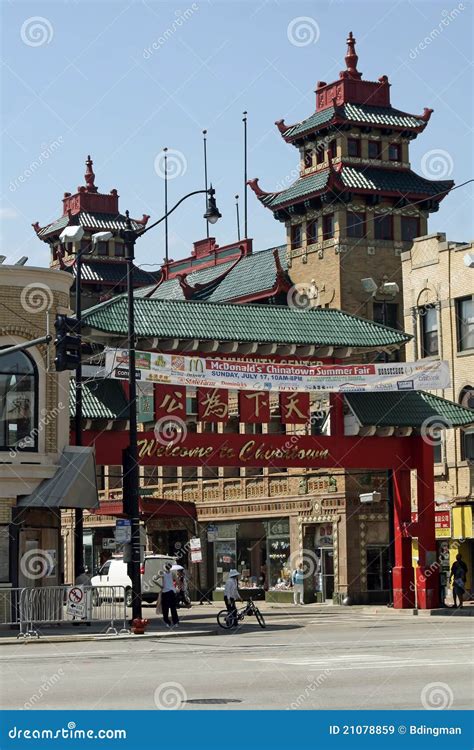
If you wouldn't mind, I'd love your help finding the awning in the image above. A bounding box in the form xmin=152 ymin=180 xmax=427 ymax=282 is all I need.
xmin=18 ymin=446 xmax=99 ymax=510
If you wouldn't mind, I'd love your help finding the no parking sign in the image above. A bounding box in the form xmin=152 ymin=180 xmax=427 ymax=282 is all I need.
xmin=66 ymin=585 xmax=86 ymax=618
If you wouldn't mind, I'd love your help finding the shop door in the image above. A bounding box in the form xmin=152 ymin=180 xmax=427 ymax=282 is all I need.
xmin=322 ymin=549 xmax=334 ymax=601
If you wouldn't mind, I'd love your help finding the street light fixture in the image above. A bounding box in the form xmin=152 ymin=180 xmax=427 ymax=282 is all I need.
xmin=118 ymin=186 xmax=221 ymax=621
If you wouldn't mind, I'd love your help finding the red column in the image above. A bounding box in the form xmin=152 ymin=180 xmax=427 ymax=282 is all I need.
xmin=415 ymin=438 xmax=439 ymax=609
xmin=392 ymin=468 xmax=415 ymax=608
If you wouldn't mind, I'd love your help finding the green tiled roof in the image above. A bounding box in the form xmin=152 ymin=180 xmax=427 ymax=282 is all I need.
xmin=206 ymin=246 xmax=287 ymax=302
xmin=262 ymin=171 xmax=329 ymax=208
xmin=71 ymin=260 xmax=158 ymax=286
xmin=38 ymin=211 xmax=145 ymax=238
xmin=283 ymin=104 xmax=425 ymax=140
xmin=82 ymin=296 xmax=411 ymax=349
xmin=346 ymin=391 xmax=474 ymax=428
xmin=341 ymin=166 xmax=452 ymax=196
xmin=263 ymin=166 xmax=452 ymax=209
xmin=136 ymin=260 xmax=236 ymax=301
xmin=70 ymin=379 xmax=129 ymax=420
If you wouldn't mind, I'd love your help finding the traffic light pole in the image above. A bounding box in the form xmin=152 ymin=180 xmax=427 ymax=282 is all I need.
xmin=74 ymin=251 xmax=84 ymax=579
xmin=121 ymin=216 xmax=142 ymax=621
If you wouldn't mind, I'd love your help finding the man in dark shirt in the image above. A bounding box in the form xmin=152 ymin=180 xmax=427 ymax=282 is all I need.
xmin=449 ymin=554 xmax=468 ymax=608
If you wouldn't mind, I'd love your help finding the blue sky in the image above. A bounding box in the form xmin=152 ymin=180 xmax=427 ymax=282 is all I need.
xmin=1 ymin=0 xmax=472 ymax=270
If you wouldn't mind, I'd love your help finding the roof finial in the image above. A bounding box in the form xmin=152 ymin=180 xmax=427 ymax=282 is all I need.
xmin=85 ymin=154 xmax=98 ymax=193
xmin=344 ymin=31 xmax=362 ymax=80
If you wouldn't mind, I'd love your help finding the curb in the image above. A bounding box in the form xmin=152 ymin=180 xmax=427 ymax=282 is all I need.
xmin=0 ymin=629 xmax=217 ymax=646
xmin=362 ymin=607 xmax=474 ymax=617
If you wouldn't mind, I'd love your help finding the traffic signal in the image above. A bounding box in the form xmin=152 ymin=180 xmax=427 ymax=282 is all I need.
xmin=54 ymin=314 xmax=81 ymax=372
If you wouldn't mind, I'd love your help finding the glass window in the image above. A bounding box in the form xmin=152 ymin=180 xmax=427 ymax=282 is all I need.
xmin=329 ymin=140 xmax=337 ymax=159
xmin=307 ymin=219 xmax=318 ymax=245
xmin=316 ymin=147 xmax=325 ymax=165
xmin=322 ymin=214 xmax=334 ymax=240
xmin=266 ymin=519 xmax=291 ymax=590
xmin=389 ymin=143 xmax=401 ymax=161
xmin=401 ymin=216 xmax=419 ymax=242
xmin=420 ymin=305 xmax=439 ymax=357
xmin=460 ymin=388 xmax=474 ymax=461
xmin=290 ymin=224 xmax=302 ymax=249
xmin=346 ymin=211 xmax=366 ymax=238
xmin=366 ymin=546 xmax=390 ymax=590
xmin=303 ymin=149 xmax=313 ymax=168
xmin=215 ymin=533 xmax=237 ymax=589
xmin=80 ymin=240 xmax=92 ymax=254
xmin=347 ymin=139 xmax=360 ymax=157
xmin=114 ymin=243 xmax=125 ymax=257
xmin=99 ymin=560 xmax=111 ymax=576
xmin=456 ymin=296 xmax=474 ymax=352
xmin=0 ymin=350 xmax=37 ymax=451
xmin=368 ymin=140 xmax=381 ymax=159
xmin=374 ymin=214 xmax=393 ymax=240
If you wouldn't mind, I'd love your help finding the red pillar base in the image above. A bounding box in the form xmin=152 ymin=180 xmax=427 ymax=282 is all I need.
xmin=416 ymin=566 xmax=440 ymax=609
xmin=392 ymin=565 xmax=415 ymax=609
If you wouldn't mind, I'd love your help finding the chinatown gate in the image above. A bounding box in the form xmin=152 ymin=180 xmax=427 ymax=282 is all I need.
xmin=79 ymin=297 xmax=474 ymax=610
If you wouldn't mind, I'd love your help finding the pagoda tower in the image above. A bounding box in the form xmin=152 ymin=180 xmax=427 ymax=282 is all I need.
xmin=249 ymin=32 xmax=454 ymax=328
xmin=33 ymin=156 xmax=156 ymax=310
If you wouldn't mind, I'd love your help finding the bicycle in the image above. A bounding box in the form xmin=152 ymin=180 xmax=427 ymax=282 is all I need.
xmin=217 ymin=597 xmax=266 ymax=630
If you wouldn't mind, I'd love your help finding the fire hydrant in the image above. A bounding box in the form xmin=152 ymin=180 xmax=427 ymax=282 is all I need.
xmin=131 ymin=618 xmax=149 ymax=635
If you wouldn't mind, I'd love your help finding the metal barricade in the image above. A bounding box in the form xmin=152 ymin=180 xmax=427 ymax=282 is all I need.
xmin=0 ymin=588 xmax=23 ymax=627
xmin=17 ymin=585 xmax=129 ymax=639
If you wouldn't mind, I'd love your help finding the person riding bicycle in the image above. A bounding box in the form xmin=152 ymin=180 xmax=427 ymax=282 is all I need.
xmin=224 ymin=569 xmax=241 ymax=627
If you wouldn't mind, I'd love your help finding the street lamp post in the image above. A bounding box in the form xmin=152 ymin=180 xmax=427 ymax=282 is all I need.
xmin=119 ymin=187 xmax=221 ymax=621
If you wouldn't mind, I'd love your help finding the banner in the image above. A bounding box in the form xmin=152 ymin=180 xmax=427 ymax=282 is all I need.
xmin=105 ymin=348 xmax=450 ymax=393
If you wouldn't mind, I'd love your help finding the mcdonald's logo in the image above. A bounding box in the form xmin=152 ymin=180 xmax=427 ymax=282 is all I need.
xmin=188 ymin=357 xmax=204 ymax=374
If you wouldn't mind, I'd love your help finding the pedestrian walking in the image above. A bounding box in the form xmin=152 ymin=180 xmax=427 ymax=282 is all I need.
xmin=224 ymin=569 xmax=241 ymax=626
xmin=292 ymin=563 xmax=305 ymax=606
xmin=156 ymin=563 xmax=179 ymax=627
xmin=449 ymin=553 xmax=468 ymax=609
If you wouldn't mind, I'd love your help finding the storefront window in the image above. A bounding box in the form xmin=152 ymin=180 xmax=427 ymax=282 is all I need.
xmin=0 ymin=350 xmax=37 ymax=451
xmin=213 ymin=519 xmax=291 ymax=590
xmin=266 ymin=519 xmax=291 ymax=590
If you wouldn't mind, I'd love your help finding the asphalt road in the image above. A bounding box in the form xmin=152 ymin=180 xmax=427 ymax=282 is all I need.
xmin=1 ymin=609 xmax=472 ymax=711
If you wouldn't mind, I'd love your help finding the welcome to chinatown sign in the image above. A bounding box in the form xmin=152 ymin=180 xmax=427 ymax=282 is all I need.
xmin=105 ymin=349 xmax=450 ymax=393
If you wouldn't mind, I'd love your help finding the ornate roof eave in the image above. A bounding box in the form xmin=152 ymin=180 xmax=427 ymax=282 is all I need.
xmin=33 ymin=212 xmax=150 ymax=241
xmin=254 ymin=162 xmax=345 ymax=213
xmin=279 ymin=108 xmax=431 ymax=144
xmin=225 ymin=248 xmax=292 ymax=304
xmin=176 ymin=248 xmax=245 ymax=300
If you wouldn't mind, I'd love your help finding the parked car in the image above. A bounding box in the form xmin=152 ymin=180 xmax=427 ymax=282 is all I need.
xmin=91 ymin=554 xmax=176 ymax=606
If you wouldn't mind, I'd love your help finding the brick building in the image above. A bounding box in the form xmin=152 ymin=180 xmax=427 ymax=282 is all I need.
xmin=402 ymin=233 xmax=474 ymax=593
xmin=0 ymin=264 xmax=98 ymax=597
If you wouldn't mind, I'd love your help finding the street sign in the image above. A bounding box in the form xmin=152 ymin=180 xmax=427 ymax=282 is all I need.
xmin=102 ymin=538 xmax=116 ymax=550
xmin=115 ymin=519 xmax=131 ymax=544
xmin=66 ymin=586 xmax=85 ymax=618
xmin=207 ymin=525 xmax=218 ymax=542
xmin=189 ymin=537 xmax=202 ymax=563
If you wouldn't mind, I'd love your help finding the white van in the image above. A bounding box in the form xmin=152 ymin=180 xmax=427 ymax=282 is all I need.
xmin=91 ymin=554 xmax=176 ymax=606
